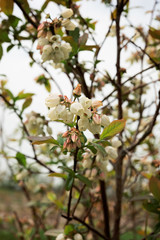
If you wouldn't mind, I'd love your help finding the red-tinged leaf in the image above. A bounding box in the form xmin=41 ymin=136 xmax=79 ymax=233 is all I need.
xmin=100 ymin=119 xmax=126 ymax=140
xmin=28 ymin=136 xmax=59 ymax=145
xmin=78 ymin=33 xmax=88 ymax=46
xmin=48 ymin=172 xmax=67 ymax=179
xmin=149 ymin=176 xmax=160 ymax=201
xmin=0 ymin=0 xmax=13 ymax=15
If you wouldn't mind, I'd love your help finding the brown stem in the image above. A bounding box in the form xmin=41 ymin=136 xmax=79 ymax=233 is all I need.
xmin=113 ymin=1 xmax=124 ymax=239
xmin=100 ymin=180 xmax=111 ymax=239
xmin=62 ymin=214 xmax=108 ymax=240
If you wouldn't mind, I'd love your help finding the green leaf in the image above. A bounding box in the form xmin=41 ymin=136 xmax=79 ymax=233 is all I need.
xmin=100 ymin=119 xmax=126 ymax=140
xmin=0 ymin=0 xmax=13 ymax=15
xmin=57 ymin=134 xmax=65 ymax=146
xmin=28 ymin=136 xmax=59 ymax=145
xmin=79 ymin=45 xmax=99 ymax=52
xmin=91 ymin=142 xmax=107 ymax=157
xmin=86 ymin=144 xmax=97 ymax=154
xmin=59 ymin=166 xmax=75 ymax=176
xmin=149 ymin=27 xmax=160 ymax=40
xmin=7 ymin=44 xmax=14 ymax=52
xmin=48 ymin=172 xmax=67 ymax=179
xmin=149 ymin=176 xmax=160 ymax=201
xmin=3 ymin=88 xmax=14 ymax=100
xmin=15 ymin=92 xmax=34 ymax=101
xmin=143 ymin=198 xmax=160 ymax=214
xmin=0 ymin=45 xmax=3 ymax=60
xmin=69 ymin=27 xmax=80 ymax=43
xmin=8 ymin=15 xmax=21 ymax=28
xmin=50 ymin=145 xmax=58 ymax=153
xmin=22 ymin=97 xmax=32 ymax=112
xmin=0 ymin=29 xmax=10 ymax=42
xmin=65 ymin=174 xmax=74 ymax=191
xmin=16 ymin=152 xmax=26 ymax=167
xmin=45 ymin=80 xmax=51 ymax=92
xmin=76 ymin=174 xmax=92 ymax=187
xmin=64 ymin=224 xmax=74 ymax=235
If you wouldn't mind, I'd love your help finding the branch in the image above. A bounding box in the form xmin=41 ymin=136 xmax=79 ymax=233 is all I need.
xmin=127 ymin=91 xmax=160 ymax=152
xmin=100 ymin=180 xmax=111 ymax=239
xmin=0 ymin=94 xmax=54 ymax=173
xmin=62 ymin=214 xmax=109 ymax=240
xmin=13 ymin=0 xmax=38 ymax=29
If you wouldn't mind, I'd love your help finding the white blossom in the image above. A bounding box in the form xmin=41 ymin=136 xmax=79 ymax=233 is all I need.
xmin=101 ymin=114 xmax=110 ymax=127
xmin=61 ymin=8 xmax=73 ymax=18
xmin=79 ymin=96 xmax=92 ymax=109
xmin=55 ymin=105 xmax=66 ymax=119
xmin=82 ymin=159 xmax=92 ymax=168
xmin=78 ymin=117 xmax=89 ymax=131
xmin=42 ymin=45 xmax=53 ymax=62
xmin=45 ymin=93 xmax=60 ymax=108
xmin=105 ymin=146 xmax=118 ymax=159
xmin=74 ymin=233 xmax=83 ymax=240
xmin=37 ymin=37 xmax=49 ymax=47
xmin=70 ymin=102 xmax=84 ymax=116
xmin=60 ymin=42 xmax=72 ymax=59
xmin=56 ymin=233 xmax=65 ymax=240
xmin=53 ymin=50 xmax=65 ymax=63
xmin=88 ymin=122 xmax=101 ymax=134
xmin=111 ymin=138 xmax=121 ymax=148
xmin=62 ymin=19 xmax=76 ymax=31
xmin=62 ymin=110 xmax=74 ymax=124
xmin=48 ymin=107 xmax=57 ymax=121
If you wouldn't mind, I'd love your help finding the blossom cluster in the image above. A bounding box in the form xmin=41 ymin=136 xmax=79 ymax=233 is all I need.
xmin=25 ymin=111 xmax=52 ymax=136
xmin=37 ymin=8 xmax=76 ymax=64
xmin=45 ymin=93 xmax=110 ymax=135
xmin=56 ymin=233 xmax=83 ymax=240
xmin=37 ymin=34 xmax=72 ymax=63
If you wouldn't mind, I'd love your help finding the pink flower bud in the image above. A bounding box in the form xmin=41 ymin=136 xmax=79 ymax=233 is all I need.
xmin=93 ymin=113 xmax=101 ymax=125
xmin=71 ymin=133 xmax=78 ymax=142
xmin=73 ymin=84 xmax=81 ymax=97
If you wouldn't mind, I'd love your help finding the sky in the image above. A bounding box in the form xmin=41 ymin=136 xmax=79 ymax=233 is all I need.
xmin=0 ymin=0 xmax=159 ymax=173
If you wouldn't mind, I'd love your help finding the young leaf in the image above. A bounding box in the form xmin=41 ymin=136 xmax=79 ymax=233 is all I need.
xmin=100 ymin=119 xmax=126 ymax=140
xmin=149 ymin=176 xmax=160 ymax=201
xmin=15 ymin=92 xmax=34 ymax=101
xmin=64 ymin=224 xmax=74 ymax=235
xmin=21 ymin=97 xmax=32 ymax=112
xmin=48 ymin=172 xmax=67 ymax=179
xmin=59 ymin=166 xmax=75 ymax=176
xmin=16 ymin=152 xmax=26 ymax=167
xmin=28 ymin=136 xmax=59 ymax=145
